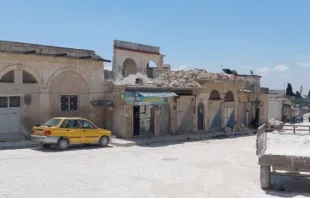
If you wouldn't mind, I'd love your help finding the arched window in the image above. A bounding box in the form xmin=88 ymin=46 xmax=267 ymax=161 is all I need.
xmin=0 ymin=70 xmax=14 ymax=83
xmin=224 ymin=91 xmax=234 ymax=102
xmin=122 ymin=58 xmax=137 ymax=77
xmin=209 ymin=90 xmax=221 ymax=100
xmin=23 ymin=71 xmax=37 ymax=83
xmin=146 ymin=61 xmax=157 ymax=78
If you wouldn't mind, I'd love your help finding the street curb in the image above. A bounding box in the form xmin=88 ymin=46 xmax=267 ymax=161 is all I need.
xmin=110 ymin=131 xmax=256 ymax=147
xmin=0 ymin=142 xmax=40 ymax=150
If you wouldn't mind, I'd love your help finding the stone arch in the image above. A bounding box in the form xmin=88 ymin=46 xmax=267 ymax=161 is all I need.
xmin=208 ymin=90 xmax=222 ymax=131
xmin=223 ymin=90 xmax=236 ymax=128
xmin=146 ymin=60 xmax=158 ymax=78
xmin=0 ymin=70 xmax=14 ymax=82
xmin=46 ymin=67 xmax=90 ymax=93
xmin=224 ymin=91 xmax=234 ymax=102
xmin=0 ymin=64 xmax=43 ymax=87
xmin=122 ymin=58 xmax=137 ymax=77
xmin=209 ymin=90 xmax=221 ymax=100
xmin=23 ymin=71 xmax=38 ymax=83
xmin=197 ymin=101 xmax=205 ymax=130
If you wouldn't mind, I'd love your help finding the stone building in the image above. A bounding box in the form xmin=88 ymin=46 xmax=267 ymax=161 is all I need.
xmin=0 ymin=41 xmax=110 ymax=140
xmin=102 ymin=42 xmax=270 ymax=138
xmin=238 ymin=74 xmax=269 ymax=127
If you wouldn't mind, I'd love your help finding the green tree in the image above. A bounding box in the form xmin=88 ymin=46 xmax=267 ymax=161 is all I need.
xmin=296 ymin=91 xmax=302 ymax=98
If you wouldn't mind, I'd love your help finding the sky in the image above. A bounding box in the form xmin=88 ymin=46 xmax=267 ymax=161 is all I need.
xmin=1 ymin=0 xmax=310 ymax=94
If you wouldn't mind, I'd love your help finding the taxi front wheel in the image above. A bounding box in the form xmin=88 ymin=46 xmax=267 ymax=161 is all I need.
xmin=99 ymin=136 xmax=109 ymax=147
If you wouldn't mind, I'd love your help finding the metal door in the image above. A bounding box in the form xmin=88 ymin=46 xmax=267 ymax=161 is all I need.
xmin=9 ymin=97 xmax=20 ymax=133
xmin=0 ymin=97 xmax=9 ymax=134
xmin=160 ymin=104 xmax=170 ymax=134
xmin=197 ymin=102 xmax=204 ymax=130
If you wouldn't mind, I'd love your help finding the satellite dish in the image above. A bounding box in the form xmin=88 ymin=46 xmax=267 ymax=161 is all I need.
xmin=250 ymin=70 xmax=254 ymax=75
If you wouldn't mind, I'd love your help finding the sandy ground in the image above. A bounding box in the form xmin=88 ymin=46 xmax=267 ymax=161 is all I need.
xmin=1 ymin=136 xmax=310 ymax=198
xmin=265 ymin=122 xmax=310 ymax=156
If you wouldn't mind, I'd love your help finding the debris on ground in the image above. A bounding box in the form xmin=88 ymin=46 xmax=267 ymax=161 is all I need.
xmin=268 ymin=118 xmax=283 ymax=125
xmin=114 ymin=73 xmax=151 ymax=86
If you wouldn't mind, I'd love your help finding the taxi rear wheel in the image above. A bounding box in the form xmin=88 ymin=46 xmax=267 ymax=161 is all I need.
xmin=99 ymin=136 xmax=109 ymax=147
xmin=57 ymin=138 xmax=69 ymax=151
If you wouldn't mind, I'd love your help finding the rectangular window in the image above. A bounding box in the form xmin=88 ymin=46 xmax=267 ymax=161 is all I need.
xmin=0 ymin=97 xmax=8 ymax=108
xmin=9 ymin=96 xmax=20 ymax=107
xmin=60 ymin=95 xmax=78 ymax=111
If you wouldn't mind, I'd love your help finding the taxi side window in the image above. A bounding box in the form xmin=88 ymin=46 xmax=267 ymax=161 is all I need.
xmin=64 ymin=120 xmax=80 ymax=128
xmin=79 ymin=120 xmax=95 ymax=129
xmin=60 ymin=120 xmax=68 ymax=128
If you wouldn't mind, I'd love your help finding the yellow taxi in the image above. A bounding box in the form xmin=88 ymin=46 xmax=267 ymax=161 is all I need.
xmin=31 ymin=117 xmax=112 ymax=151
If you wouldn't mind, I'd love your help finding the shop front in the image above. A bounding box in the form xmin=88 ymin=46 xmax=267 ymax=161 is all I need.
xmin=124 ymin=90 xmax=177 ymax=137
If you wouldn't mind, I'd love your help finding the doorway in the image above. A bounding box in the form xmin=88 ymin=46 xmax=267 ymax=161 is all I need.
xmin=133 ymin=106 xmax=140 ymax=136
xmin=197 ymin=102 xmax=204 ymax=130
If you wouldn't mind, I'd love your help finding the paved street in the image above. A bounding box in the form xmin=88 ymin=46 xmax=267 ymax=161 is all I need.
xmin=1 ymin=136 xmax=310 ymax=198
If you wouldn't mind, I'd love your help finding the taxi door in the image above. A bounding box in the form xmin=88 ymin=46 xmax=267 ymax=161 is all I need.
xmin=79 ymin=119 xmax=100 ymax=143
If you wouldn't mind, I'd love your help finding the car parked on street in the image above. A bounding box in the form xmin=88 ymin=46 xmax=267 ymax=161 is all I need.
xmin=31 ymin=117 xmax=111 ymax=151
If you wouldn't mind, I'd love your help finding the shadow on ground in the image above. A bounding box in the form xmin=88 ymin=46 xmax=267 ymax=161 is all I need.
xmin=265 ymin=175 xmax=310 ymax=197
xmin=126 ymin=133 xmax=255 ymax=148
xmin=32 ymin=144 xmax=113 ymax=153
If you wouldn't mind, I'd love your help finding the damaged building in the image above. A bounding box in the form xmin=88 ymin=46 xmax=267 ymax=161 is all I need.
xmin=103 ymin=44 xmax=269 ymax=138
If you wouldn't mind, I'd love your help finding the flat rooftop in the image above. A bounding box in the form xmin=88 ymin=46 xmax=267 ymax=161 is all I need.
xmin=0 ymin=40 xmax=111 ymax=62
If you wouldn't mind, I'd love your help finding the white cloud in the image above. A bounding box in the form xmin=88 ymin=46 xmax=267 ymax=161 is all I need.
xmin=256 ymin=67 xmax=269 ymax=73
xmin=273 ymin=65 xmax=289 ymax=71
xmin=104 ymin=63 xmax=112 ymax=71
xmin=171 ymin=65 xmax=188 ymax=71
xmin=297 ymin=62 xmax=310 ymax=67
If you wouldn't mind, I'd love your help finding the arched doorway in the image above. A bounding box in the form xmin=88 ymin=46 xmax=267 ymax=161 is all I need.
xmin=146 ymin=60 xmax=157 ymax=78
xmin=197 ymin=102 xmax=205 ymax=130
xmin=223 ymin=91 xmax=235 ymax=128
xmin=208 ymin=90 xmax=222 ymax=131
xmin=49 ymin=71 xmax=89 ymax=118
xmin=122 ymin=58 xmax=137 ymax=77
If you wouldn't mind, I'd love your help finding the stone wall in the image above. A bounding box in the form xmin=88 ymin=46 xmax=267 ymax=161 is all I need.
xmin=0 ymin=50 xmax=105 ymax=137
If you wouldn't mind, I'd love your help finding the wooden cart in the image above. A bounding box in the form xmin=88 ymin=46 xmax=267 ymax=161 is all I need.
xmin=256 ymin=124 xmax=310 ymax=189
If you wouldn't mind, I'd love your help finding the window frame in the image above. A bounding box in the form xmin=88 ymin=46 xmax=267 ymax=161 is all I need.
xmin=60 ymin=95 xmax=79 ymax=112
xmin=61 ymin=119 xmax=81 ymax=129
xmin=79 ymin=119 xmax=97 ymax=129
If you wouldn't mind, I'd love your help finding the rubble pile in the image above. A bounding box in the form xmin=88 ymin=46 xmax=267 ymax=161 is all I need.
xmin=152 ymin=69 xmax=244 ymax=88
xmin=268 ymin=118 xmax=283 ymax=125
xmin=112 ymin=69 xmax=244 ymax=88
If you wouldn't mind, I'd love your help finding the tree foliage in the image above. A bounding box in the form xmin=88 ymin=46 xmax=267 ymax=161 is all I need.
xmin=286 ymin=83 xmax=295 ymax=96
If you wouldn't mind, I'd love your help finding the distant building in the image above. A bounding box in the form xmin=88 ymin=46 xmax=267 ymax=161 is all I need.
xmin=162 ymin=64 xmax=171 ymax=73
xmin=268 ymin=89 xmax=292 ymax=121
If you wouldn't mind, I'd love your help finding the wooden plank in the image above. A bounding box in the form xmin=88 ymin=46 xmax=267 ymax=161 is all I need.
xmin=259 ymin=155 xmax=310 ymax=169
xmin=256 ymin=124 xmax=266 ymax=155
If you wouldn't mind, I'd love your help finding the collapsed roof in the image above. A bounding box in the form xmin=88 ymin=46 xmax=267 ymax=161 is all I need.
xmin=114 ymin=69 xmax=244 ymax=88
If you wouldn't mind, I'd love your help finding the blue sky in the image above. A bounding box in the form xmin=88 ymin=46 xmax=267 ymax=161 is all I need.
xmin=1 ymin=0 xmax=310 ymax=94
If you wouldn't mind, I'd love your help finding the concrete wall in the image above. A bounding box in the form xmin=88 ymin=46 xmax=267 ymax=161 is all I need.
xmin=241 ymin=75 xmax=261 ymax=93
xmin=0 ymin=50 xmax=105 ymax=138
xmin=257 ymin=94 xmax=269 ymax=124
xmin=268 ymin=98 xmax=283 ymax=121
